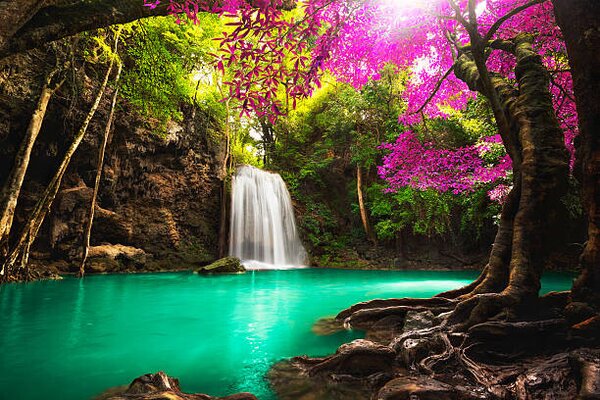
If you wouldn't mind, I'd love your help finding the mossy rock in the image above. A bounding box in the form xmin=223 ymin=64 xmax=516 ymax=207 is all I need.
xmin=196 ymin=257 xmax=245 ymax=274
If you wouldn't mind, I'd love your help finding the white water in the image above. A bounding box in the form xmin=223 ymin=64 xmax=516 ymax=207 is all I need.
xmin=229 ymin=165 xmax=307 ymax=270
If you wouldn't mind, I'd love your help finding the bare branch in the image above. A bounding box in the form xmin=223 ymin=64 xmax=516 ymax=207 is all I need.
xmin=483 ymin=0 xmax=548 ymax=42
xmin=467 ymin=0 xmax=477 ymax=26
xmin=413 ymin=65 xmax=455 ymax=115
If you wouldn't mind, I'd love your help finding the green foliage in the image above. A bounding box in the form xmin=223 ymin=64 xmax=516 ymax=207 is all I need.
xmin=368 ymin=182 xmax=500 ymax=241
xmin=118 ymin=14 xmax=223 ymax=130
xmin=271 ymin=73 xmax=504 ymax=262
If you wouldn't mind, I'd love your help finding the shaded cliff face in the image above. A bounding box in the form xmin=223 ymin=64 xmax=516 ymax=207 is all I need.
xmin=0 ymin=50 xmax=226 ymax=274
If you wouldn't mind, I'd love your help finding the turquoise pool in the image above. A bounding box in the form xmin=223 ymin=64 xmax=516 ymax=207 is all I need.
xmin=0 ymin=269 xmax=573 ymax=399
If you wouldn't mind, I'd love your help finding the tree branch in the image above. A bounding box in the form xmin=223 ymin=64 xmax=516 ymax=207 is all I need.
xmin=483 ymin=0 xmax=548 ymax=43
xmin=413 ymin=65 xmax=455 ymax=115
xmin=0 ymin=0 xmax=170 ymax=59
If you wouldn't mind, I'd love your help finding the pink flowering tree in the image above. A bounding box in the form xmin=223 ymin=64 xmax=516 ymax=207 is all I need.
xmin=318 ymin=0 xmax=571 ymax=325
xmin=154 ymin=0 xmax=573 ymax=326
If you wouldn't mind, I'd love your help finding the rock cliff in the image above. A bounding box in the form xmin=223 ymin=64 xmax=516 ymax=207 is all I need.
xmin=0 ymin=50 xmax=227 ymax=275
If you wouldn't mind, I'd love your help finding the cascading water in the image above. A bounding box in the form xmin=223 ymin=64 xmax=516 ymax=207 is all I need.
xmin=229 ymin=165 xmax=307 ymax=270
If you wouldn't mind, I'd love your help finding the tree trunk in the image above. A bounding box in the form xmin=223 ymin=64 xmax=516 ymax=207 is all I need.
xmin=501 ymin=35 xmax=569 ymax=302
xmin=1 ymin=55 xmax=115 ymax=280
xmin=217 ymin=98 xmax=231 ymax=259
xmin=446 ymin=36 xmax=569 ymax=327
xmin=553 ymin=0 xmax=600 ymax=305
xmin=0 ymin=0 xmax=295 ymax=60
xmin=218 ymin=180 xmax=229 ymax=259
xmin=78 ymin=62 xmax=122 ymax=278
xmin=0 ymin=68 xmax=63 ymax=264
xmin=0 ymin=0 xmax=169 ymax=59
xmin=357 ymin=165 xmax=377 ymax=245
xmin=259 ymin=118 xmax=275 ymax=168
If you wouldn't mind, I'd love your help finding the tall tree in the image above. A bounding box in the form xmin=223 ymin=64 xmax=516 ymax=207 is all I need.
xmin=202 ymin=0 xmax=572 ymax=326
xmin=553 ymin=0 xmax=600 ymax=306
xmin=1 ymin=43 xmax=117 ymax=280
xmin=0 ymin=65 xmax=64 ymax=260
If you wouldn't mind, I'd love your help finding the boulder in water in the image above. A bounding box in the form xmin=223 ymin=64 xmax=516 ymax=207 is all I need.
xmin=86 ymin=244 xmax=150 ymax=273
xmin=197 ymin=257 xmax=245 ymax=274
xmin=98 ymin=371 xmax=257 ymax=400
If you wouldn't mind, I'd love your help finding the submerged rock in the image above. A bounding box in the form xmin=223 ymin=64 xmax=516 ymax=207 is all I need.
xmin=196 ymin=257 xmax=245 ymax=274
xmin=98 ymin=371 xmax=257 ymax=400
xmin=312 ymin=317 xmax=346 ymax=336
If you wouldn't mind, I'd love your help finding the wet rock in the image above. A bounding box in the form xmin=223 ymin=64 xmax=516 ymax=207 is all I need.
xmin=570 ymin=349 xmax=600 ymax=399
xmin=368 ymin=315 xmax=406 ymax=343
xmin=197 ymin=257 xmax=245 ymax=274
xmin=402 ymin=310 xmax=439 ymax=332
xmin=513 ymin=353 xmax=578 ymax=399
xmin=312 ymin=317 xmax=346 ymax=336
xmin=395 ymin=334 xmax=445 ymax=369
xmin=268 ymin=358 xmax=383 ymax=400
xmin=98 ymin=371 xmax=257 ymax=400
xmin=86 ymin=244 xmax=150 ymax=273
xmin=308 ymin=339 xmax=396 ymax=377
xmin=539 ymin=291 xmax=571 ymax=310
xmin=376 ymin=375 xmax=459 ymax=400
xmin=565 ymin=302 xmax=596 ymax=325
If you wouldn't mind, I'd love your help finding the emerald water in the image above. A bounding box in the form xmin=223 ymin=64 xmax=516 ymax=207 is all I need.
xmin=0 ymin=269 xmax=573 ymax=399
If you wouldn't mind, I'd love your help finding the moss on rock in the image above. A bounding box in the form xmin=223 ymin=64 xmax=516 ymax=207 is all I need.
xmin=196 ymin=257 xmax=245 ymax=274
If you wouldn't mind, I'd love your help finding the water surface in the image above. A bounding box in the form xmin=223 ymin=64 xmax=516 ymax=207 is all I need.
xmin=0 ymin=269 xmax=573 ymax=399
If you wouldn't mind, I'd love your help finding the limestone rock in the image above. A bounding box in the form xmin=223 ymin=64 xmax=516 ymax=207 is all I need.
xmin=565 ymin=302 xmax=597 ymax=325
xmin=312 ymin=317 xmax=346 ymax=336
xmin=86 ymin=244 xmax=149 ymax=273
xmin=99 ymin=371 xmax=257 ymax=400
xmin=308 ymin=339 xmax=396 ymax=377
xmin=376 ymin=375 xmax=458 ymax=400
xmin=402 ymin=310 xmax=439 ymax=332
xmin=197 ymin=257 xmax=245 ymax=274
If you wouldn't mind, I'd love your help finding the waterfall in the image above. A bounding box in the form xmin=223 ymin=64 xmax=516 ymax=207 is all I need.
xmin=229 ymin=165 xmax=307 ymax=270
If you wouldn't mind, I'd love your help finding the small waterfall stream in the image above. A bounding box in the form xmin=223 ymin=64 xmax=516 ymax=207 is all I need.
xmin=229 ymin=165 xmax=307 ymax=269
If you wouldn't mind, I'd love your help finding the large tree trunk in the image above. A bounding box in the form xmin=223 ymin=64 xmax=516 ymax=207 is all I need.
xmin=502 ymin=35 xmax=569 ymax=301
xmin=0 ymin=0 xmax=295 ymax=60
xmin=0 ymin=0 xmax=169 ymax=59
xmin=218 ymin=128 xmax=230 ymax=258
xmin=1 ymin=56 xmax=116 ymax=280
xmin=446 ymin=35 xmax=569 ymax=327
xmin=78 ymin=61 xmax=122 ymax=278
xmin=553 ymin=0 xmax=600 ymax=306
xmin=0 ymin=67 xmax=63 ymax=261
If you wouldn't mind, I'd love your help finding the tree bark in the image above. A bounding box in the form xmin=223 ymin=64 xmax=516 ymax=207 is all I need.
xmin=502 ymin=35 xmax=569 ymax=302
xmin=0 ymin=0 xmax=296 ymax=60
xmin=78 ymin=61 xmax=122 ymax=278
xmin=1 ymin=54 xmax=115 ymax=280
xmin=553 ymin=0 xmax=600 ymax=306
xmin=0 ymin=67 xmax=63 ymax=263
xmin=0 ymin=0 xmax=169 ymax=59
xmin=445 ymin=36 xmax=569 ymax=327
xmin=452 ymin=54 xmax=522 ymax=298
xmin=357 ymin=165 xmax=377 ymax=245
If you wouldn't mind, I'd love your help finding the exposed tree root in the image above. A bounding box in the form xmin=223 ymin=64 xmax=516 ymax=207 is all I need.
xmin=270 ymin=297 xmax=600 ymax=400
